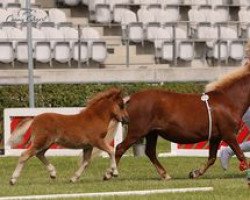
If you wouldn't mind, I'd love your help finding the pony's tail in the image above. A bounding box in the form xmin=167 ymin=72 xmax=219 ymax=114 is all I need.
xmin=8 ymin=117 xmax=34 ymax=147
xmin=245 ymin=40 xmax=250 ymax=58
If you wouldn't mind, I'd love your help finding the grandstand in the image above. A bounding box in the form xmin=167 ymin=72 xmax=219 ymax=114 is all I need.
xmin=0 ymin=0 xmax=249 ymax=84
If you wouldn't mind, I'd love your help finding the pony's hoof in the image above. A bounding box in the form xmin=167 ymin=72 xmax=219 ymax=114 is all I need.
xmin=9 ymin=178 xmax=16 ymax=186
xmin=112 ymin=170 xmax=119 ymax=177
xmin=189 ymin=170 xmax=200 ymax=179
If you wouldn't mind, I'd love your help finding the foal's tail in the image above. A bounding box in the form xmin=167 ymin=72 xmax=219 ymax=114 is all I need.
xmin=8 ymin=117 xmax=34 ymax=147
xmin=92 ymin=119 xmax=120 ymax=158
xmin=79 ymin=119 xmax=120 ymax=163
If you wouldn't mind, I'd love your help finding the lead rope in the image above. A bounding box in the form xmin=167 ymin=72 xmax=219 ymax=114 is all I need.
xmin=201 ymin=93 xmax=213 ymax=141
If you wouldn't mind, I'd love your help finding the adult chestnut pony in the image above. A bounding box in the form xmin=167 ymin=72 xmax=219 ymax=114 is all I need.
xmin=115 ymin=61 xmax=250 ymax=180
xmin=8 ymin=88 xmax=129 ymax=185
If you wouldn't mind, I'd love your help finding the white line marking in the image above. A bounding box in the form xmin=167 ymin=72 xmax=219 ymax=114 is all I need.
xmin=0 ymin=187 xmax=213 ymax=200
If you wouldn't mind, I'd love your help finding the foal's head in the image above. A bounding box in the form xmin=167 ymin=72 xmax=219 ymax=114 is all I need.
xmin=87 ymin=88 xmax=129 ymax=124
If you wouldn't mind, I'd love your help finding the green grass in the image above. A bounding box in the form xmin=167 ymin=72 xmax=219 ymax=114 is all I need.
xmin=0 ymin=155 xmax=249 ymax=200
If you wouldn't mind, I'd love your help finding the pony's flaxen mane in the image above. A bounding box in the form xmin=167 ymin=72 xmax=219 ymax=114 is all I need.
xmin=205 ymin=64 xmax=250 ymax=92
xmin=86 ymin=88 xmax=121 ymax=108
xmin=205 ymin=41 xmax=250 ymax=92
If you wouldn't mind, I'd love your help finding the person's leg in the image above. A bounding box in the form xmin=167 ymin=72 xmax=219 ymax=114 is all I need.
xmin=220 ymin=141 xmax=250 ymax=170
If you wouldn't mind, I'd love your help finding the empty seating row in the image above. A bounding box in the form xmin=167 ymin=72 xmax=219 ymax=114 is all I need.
xmin=0 ymin=0 xmax=36 ymax=8
xmin=94 ymin=4 xmax=180 ymax=24
xmin=152 ymin=24 xmax=244 ymax=62
xmin=0 ymin=24 xmax=107 ymax=67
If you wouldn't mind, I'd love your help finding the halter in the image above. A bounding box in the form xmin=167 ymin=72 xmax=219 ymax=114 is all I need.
xmin=201 ymin=93 xmax=213 ymax=141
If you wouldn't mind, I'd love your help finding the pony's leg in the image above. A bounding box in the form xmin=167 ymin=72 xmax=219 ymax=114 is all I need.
xmin=95 ymin=140 xmax=117 ymax=180
xmin=10 ymin=148 xmax=36 ymax=185
xmin=36 ymin=149 xmax=57 ymax=179
xmin=70 ymin=147 xmax=93 ymax=183
xmin=224 ymin=137 xmax=248 ymax=170
xmin=189 ymin=138 xmax=221 ymax=179
xmin=145 ymin=133 xmax=171 ymax=180
xmin=115 ymin=130 xmax=143 ymax=165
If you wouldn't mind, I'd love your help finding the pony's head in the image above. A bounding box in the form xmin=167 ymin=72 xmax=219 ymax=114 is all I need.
xmin=87 ymin=88 xmax=129 ymax=125
xmin=108 ymin=88 xmax=129 ymax=125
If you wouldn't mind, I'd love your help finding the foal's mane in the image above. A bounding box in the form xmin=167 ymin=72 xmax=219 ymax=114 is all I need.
xmin=205 ymin=42 xmax=250 ymax=92
xmin=85 ymin=88 xmax=121 ymax=108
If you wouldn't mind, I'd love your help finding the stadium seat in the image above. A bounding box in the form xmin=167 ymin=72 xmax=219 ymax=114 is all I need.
xmin=19 ymin=0 xmax=36 ymax=8
xmin=155 ymin=6 xmax=179 ymax=24
xmin=22 ymin=26 xmax=45 ymax=48
xmin=238 ymin=7 xmax=250 ymax=30
xmin=0 ymin=30 xmax=14 ymax=66
xmin=238 ymin=0 xmax=250 ymax=5
xmin=2 ymin=24 xmax=25 ymax=50
xmin=0 ymin=0 xmax=15 ymax=8
xmin=127 ymin=22 xmax=144 ymax=43
xmin=81 ymin=0 xmax=88 ymax=6
xmin=188 ymin=6 xmax=207 ymax=24
xmin=154 ymin=27 xmax=172 ymax=50
xmin=121 ymin=10 xmax=137 ymax=30
xmin=49 ymin=8 xmax=67 ymax=24
xmin=158 ymin=0 xmax=181 ymax=5
xmin=147 ymin=4 xmax=162 ymax=19
xmin=58 ymin=23 xmax=78 ymax=48
xmin=54 ymin=41 xmax=71 ymax=66
xmin=64 ymin=0 xmax=80 ymax=6
xmin=106 ymin=0 xmax=130 ymax=11
xmin=73 ymin=41 xmax=89 ymax=64
xmin=81 ymin=27 xmax=101 ymax=44
xmin=133 ymin=0 xmax=151 ymax=5
xmin=137 ymin=7 xmax=155 ymax=27
xmin=192 ymin=0 xmax=210 ymax=5
xmin=146 ymin=22 xmax=161 ymax=42
xmin=213 ymin=41 xmax=228 ymax=61
xmin=161 ymin=41 xmax=174 ymax=61
xmin=95 ymin=4 xmax=112 ymax=23
xmin=35 ymin=41 xmax=52 ymax=66
xmin=16 ymin=41 xmax=29 ymax=63
xmin=0 ymin=8 xmax=10 ymax=23
xmin=178 ymin=41 xmax=194 ymax=61
xmin=6 ymin=3 xmax=21 ymax=17
xmin=113 ymin=5 xmax=129 ymax=23
xmin=229 ymin=40 xmax=244 ymax=61
xmin=210 ymin=6 xmax=229 ymax=24
xmin=40 ymin=22 xmax=64 ymax=49
xmin=92 ymin=41 xmax=107 ymax=63
xmin=88 ymin=0 xmax=105 ymax=12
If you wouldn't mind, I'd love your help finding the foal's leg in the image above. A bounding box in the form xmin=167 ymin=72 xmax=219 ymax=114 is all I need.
xmin=10 ymin=147 xmax=36 ymax=185
xmin=70 ymin=146 xmax=93 ymax=183
xmin=95 ymin=140 xmax=117 ymax=180
xmin=36 ymin=149 xmax=57 ymax=179
xmin=145 ymin=133 xmax=171 ymax=180
xmin=189 ymin=137 xmax=221 ymax=179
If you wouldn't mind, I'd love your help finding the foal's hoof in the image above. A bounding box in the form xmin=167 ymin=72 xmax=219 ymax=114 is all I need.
xmin=50 ymin=174 xmax=56 ymax=179
xmin=103 ymin=173 xmax=113 ymax=181
xmin=9 ymin=178 xmax=16 ymax=186
xmin=189 ymin=170 xmax=200 ymax=179
xmin=70 ymin=177 xmax=78 ymax=183
xmin=162 ymin=174 xmax=172 ymax=181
